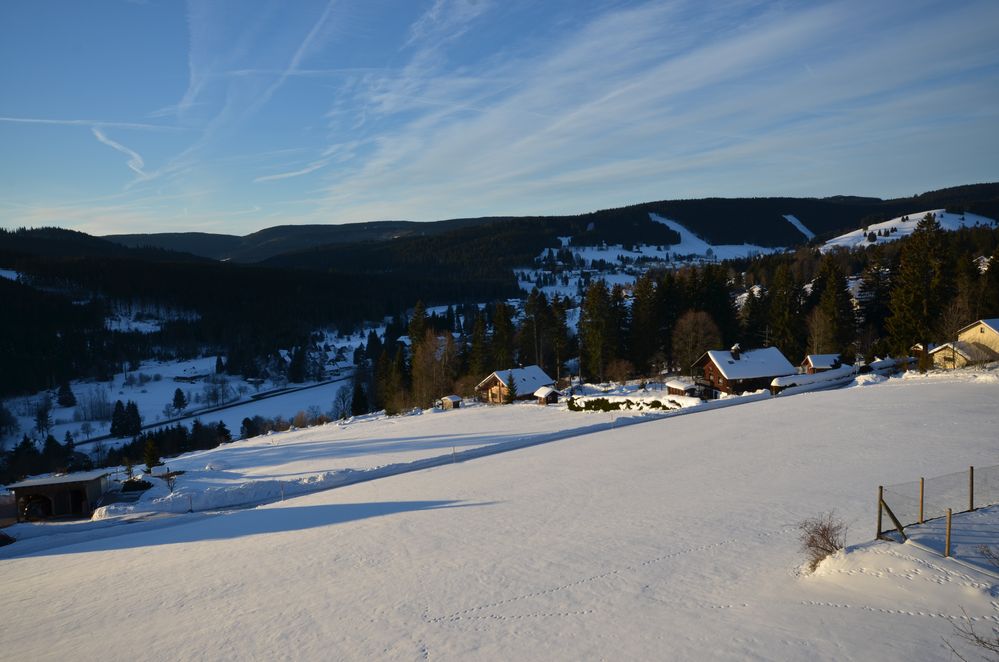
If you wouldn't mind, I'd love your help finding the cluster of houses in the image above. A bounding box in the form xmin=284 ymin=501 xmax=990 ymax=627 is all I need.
xmin=12 ymin=319 xmax=998 ymax=525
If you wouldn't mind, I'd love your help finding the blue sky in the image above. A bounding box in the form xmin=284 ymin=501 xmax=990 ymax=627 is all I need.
xmin=1 ymin=0 xmax=998 ymax=236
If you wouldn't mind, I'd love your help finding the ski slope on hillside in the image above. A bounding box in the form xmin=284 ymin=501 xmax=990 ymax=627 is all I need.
xmin=783 ymin=214 xmax=815 ymax=240
xmin=821 ymin=208 xmax=996 ymax=253
xmin=649 ymin=213 xmax=781 ymax=259
xmin=2 ymin=371 xmax=998 ymax=661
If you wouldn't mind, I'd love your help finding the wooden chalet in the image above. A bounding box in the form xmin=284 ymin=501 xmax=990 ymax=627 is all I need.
xmin=475 ymin=365 xmax=555 ymax=404
xmin=692 ymin=344 xmax=795 ymax=397
xmin=7 ymin=470 xmax=110 ymax=521
xmin=956 ymin=318 xmax=999 ymax=358
xmin=801 ymin=354 xmax=841 ymax=374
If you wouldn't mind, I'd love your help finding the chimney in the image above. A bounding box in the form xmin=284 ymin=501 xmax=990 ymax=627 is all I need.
xmin=730 ymin=343 xmax=741 ymax=360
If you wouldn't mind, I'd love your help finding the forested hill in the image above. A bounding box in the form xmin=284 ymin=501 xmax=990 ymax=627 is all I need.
xmin=101 ymin=183 xmax=999 ymax=263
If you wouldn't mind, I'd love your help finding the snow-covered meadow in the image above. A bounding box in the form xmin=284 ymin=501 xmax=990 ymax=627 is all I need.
xmin=821 ymin=208 xmax=996 ymax=253
xmin=2 ymin=370 xmax=997 ymax=660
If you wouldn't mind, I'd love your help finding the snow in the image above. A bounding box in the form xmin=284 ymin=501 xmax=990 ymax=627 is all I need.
xmin=0 ymin=268 xmax=20 ymax=281
xmin=702 ymin=346 xmax=796 ymax=380
xmin=783 ymin=214 xmax=815 ymax=240
xmin=649 ymin=213 xmax=783 ymax=260
xmin=2 ymin=372 xmax=998 ymax=660
xmin=533 ymin=386 xmax=557 ymax=398
xmin=821 ymin=209 xmax=997 ymax=253
xmin=772 ymin=364 xmax=857 ymax=390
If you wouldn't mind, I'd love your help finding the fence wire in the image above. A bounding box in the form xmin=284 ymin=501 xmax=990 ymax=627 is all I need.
xmin=881 ymin=463 xmax=999 ymax=532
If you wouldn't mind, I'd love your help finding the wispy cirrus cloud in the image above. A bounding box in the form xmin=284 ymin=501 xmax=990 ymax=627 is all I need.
xmin=309 ymin=0 xmax=999 ymax=222
xmin=0 ymin=115 xmax=184 ymax=131
xmin=91 ymin=127 xmax=151 ymax=181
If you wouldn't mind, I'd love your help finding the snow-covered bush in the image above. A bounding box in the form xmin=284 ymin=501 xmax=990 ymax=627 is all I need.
xmin=798 ymin=512 xmax=847 ymax=572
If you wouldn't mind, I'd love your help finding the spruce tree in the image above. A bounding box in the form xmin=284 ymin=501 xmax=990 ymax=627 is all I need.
xmin=143 ymin=438 xmax=160 ymax=472
xmin=504 ymin=370 xmax=518 ymax=404
xmin=468 ymin=313 xmax=490 ymax=378
xmin=579 ymin=280 xmax=612 ymax=382
xmin=110 ymin=400 xmax=126 ymax=437
xmin=215 ymin=355 xmax=225 ymax=374
xmin=491 ymin=302 xmax=516 ymax=369
xmin=125 ymin=401 xmax=142 ymax=436
xmin=887 ymin=213 xmax=953 ymax=358
xmin=351 ymin=380 xmax=368 ymax=416
xmin=767 ymin=264 xmax=805 ymax=363
xmin=172 ymin=388 xmax=188 ymax=414
xmin=815 ymin=259 xmax=856 ymax=360
xmin=57 ymin=381 xmax=76 ymax=407
xmin=629 ymin=273 xmax=658 ymax=375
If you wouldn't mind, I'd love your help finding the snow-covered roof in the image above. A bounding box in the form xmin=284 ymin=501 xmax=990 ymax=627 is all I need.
xmin=534 ymin=386 xmax=558 ymax=398
xmin=441 ymin=395 xmax=462 ymax=403
xmin=476 ymin=365 xmax=554 ymax=394
xmin=929 ymin=341 xmax=996 ymax=362
xmin=803 ymin=354 xmax=840 ymax=369
xmin=6 ymin=469 xmax=109 ymax=490
xmin=957 ymin=318 xmax=999 ymax=337
xmin=698 ymin=347 xmax=796 ymax=380
xmin=665 ymin=379 xmax=696 ymax=391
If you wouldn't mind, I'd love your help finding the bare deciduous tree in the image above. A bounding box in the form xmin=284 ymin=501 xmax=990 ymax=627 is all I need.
xmin=671 ymin=311 xmax=722 ymax=374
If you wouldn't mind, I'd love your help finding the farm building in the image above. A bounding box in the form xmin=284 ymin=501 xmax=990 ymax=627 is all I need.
xmin=665 ymin=379 xmax=698 ymax=397
xmin=956 ymin=319 xmax=999 ymax=358
xmin=929 ymin=341 xmax=995 ymax=369
xmin=801 ymin=354 xmax=841 ymax=374
xmin=438 ymin=395 xmax=462 ymax=410
xmin=7 ymin=470 xmax=110 ymax=522
xmin=475 ymin=366 xmax=555 ymax=404
xmin=692 ymin=344 xmax=795 ymax=397
xmin=534 ymin=386 xmax=559 ymax=405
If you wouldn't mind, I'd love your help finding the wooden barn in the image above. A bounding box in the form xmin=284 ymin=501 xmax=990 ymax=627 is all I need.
xmin=692 ymin=344 xmax=795 ymax=397
xmin=534 ymin=386 xmax=559 ymax=405
xmin=956 ymin=319 xmax=999 ymax=358
xmin=665 ymin=379 xmax=698 ymax=397
xmin=7 ymin=470 xmax=110 ymax=522
xmin=801 ymin=354 xmax=841 ymax=374
xmin=929 ymin=341 xmax=995 ymax=369
xmin=475 ymin=365 xmax=555 ymax=404
xmin=438 ymin=395 xmax=462 ymax=410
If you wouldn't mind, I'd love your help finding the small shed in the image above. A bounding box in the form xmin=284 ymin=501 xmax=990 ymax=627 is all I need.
xmin=801 ymin=354 xmax=841 ymax=374
xmin=534 ymin=386 xmax=559 ymax=405
xmin=665 ymin=379 xmax=698 ymax=397
xmin=7 ymin=470 xmax=110 ymax=521
xmin=439 ymin=395 xmax=462 ymax=410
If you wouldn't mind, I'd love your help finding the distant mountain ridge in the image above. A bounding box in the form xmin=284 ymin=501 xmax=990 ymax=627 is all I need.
xmin=101 ymin=183 xmax=999 ymax=263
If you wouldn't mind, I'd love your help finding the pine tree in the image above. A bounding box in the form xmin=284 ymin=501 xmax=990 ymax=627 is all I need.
xmin=504 ymin=370 xmax=518 ymax=404
xmin=110 ymin=400 xmax=126 ymax=437
xmin=579 ymin=280 xmax=612 ymax=382
xmin=288 ymin=344 xmax=307 ymax=383
xmin=768 ymin=263 xmax=805 ymax=363
xmin=858 ymin=248 xmax=892 ymax=338
xmin=125 ymin=401 xmax=142 ymax=436
xmin=491 ymin=302 xmax=515 ymax=369
xmin=468 ymin=313 xmax=490 ymax=378
xmin=887 ymin=213 xmax=953 ymax=359
xmin=216 ymin=421 xmax=232 ymax=444
xmin=57 ymin=381 xmax=77 ymax=407
xmin=143 ymin=438 xmax=160 ymax=472
xmin=629 ymin=273 xmax=658 ymax=375
xmin=172 ymin=388 xmax=188 ymax=414
xmin=815 ymin=258 xmax=856 ymax=360
xmin=215 ymin=355 xmax=225 ymax=374
xmin=408 ymin=301 xmax=428 ymax=349
xmin=351 ymin=380 xmax=368 ymax=416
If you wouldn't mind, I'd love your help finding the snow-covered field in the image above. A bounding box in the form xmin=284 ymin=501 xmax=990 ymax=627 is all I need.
xmin=821 ymin=208 xmax=996 ymax=253
xmin=2 ymin=371 xmax=998 ymax=660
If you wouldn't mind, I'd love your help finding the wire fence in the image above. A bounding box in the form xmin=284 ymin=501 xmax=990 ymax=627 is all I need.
xmin=877 ymin=464 xmax=999 ymax=545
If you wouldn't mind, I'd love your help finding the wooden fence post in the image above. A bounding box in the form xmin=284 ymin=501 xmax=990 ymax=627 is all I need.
xmin=919 ymin=477 xmax=924 ymax=524
xmin=877 ymin=485 xmax=883 ymax=539
xmin=969 ymin=466 xmax=974 ymax=512
xmin=945 ymin=508 xmax=952 ymax=558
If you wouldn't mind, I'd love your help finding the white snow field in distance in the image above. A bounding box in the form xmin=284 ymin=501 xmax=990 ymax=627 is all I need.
xmin=2 ymin=371 xmax=998 ymax=660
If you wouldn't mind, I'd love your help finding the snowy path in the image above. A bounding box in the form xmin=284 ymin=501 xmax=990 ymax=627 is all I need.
xmin=2 ymin=374 xmax=997 ymax=660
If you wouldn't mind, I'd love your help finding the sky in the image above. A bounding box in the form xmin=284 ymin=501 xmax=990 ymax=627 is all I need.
xmin=1 ymin=0 xmax=998 ymax=237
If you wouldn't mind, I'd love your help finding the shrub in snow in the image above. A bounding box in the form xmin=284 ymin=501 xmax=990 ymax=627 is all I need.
xmin=798 ymin=512 xmax=847 ymax=572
